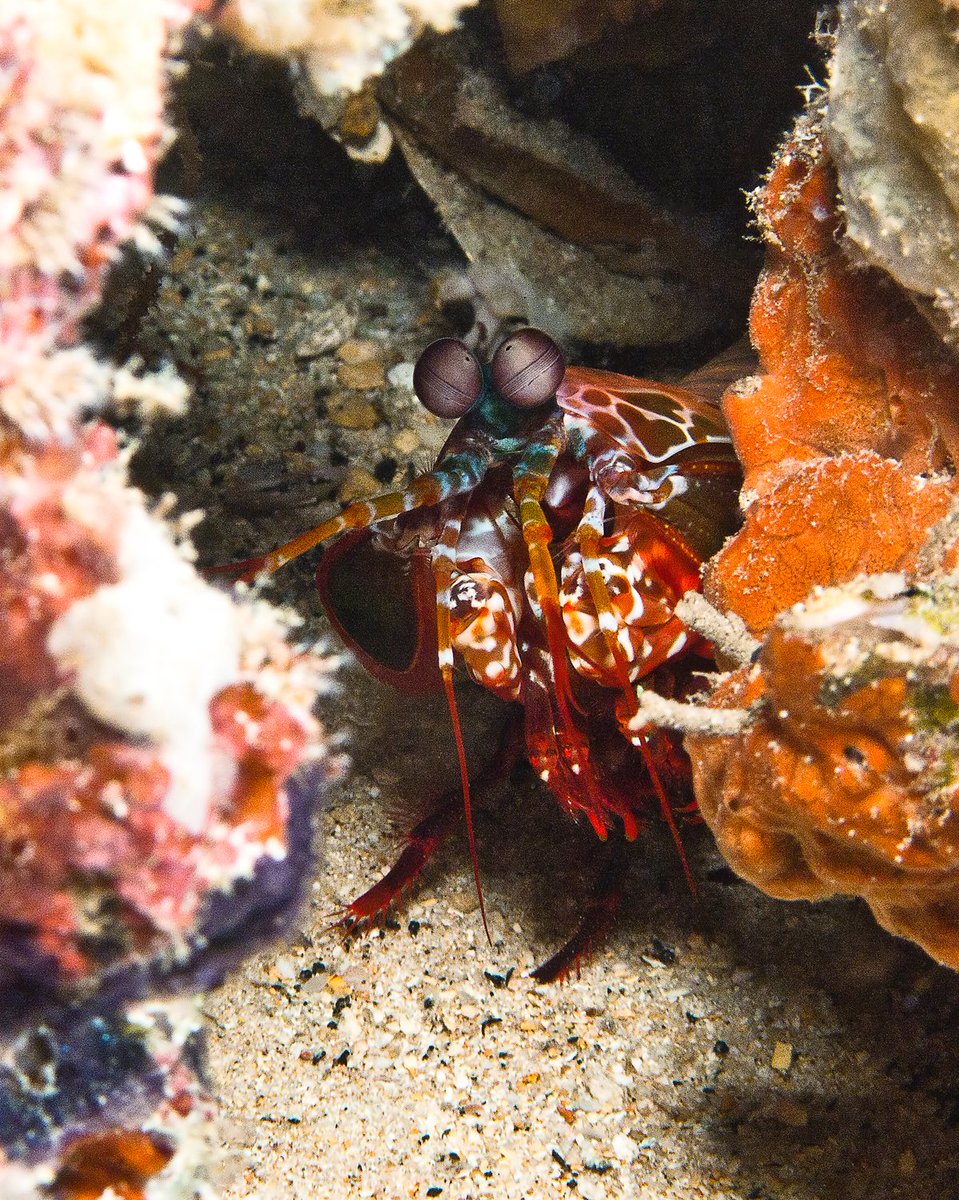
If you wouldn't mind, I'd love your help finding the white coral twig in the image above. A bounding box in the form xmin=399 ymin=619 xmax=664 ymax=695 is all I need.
xmin=633 ymin=689 xmax=754 ymax=737
xmin=675 ymin=591 xmax=760 ymax=666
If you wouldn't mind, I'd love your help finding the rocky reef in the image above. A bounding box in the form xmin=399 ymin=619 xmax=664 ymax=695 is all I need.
xmin=828 ymin=0 xmax=959 ymax=343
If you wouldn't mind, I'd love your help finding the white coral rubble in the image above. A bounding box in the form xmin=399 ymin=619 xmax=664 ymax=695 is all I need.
xmin=221 ymin=0 xmax=476 ymax=93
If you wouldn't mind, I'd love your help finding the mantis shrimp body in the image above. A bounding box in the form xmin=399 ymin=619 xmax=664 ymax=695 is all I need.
xmin=223 ymin=329 xmax=744 ymax=977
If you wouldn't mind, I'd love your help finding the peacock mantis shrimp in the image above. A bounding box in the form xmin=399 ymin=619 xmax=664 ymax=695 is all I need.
xmin=219 ymin=329 xmax=745 ymax=977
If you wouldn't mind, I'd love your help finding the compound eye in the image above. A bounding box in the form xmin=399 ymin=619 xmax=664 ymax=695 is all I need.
xmin=412 ymin=338 xmax=483 ymax=419
xmin=490 ymin=328 xmax=565 ymax=410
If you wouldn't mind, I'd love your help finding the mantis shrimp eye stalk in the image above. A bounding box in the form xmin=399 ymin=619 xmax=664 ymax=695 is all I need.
xmin=412 ymin=337 xmax=484 ymax=418
xmin=491 ymin=327 xmax=567 ymax=409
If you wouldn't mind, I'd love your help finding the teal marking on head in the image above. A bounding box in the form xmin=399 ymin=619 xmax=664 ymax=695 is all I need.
xmin=456 ymin=370 xmax=557 ymax=456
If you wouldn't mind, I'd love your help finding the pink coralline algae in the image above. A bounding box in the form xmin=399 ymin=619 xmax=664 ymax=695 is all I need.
xmin=0 ymin=0 xmax=213 ymax=385
xmin=0 ymin=1 xmax=334 ymax=1193
xmin=0 ymin=423 xmax=328 ymax=993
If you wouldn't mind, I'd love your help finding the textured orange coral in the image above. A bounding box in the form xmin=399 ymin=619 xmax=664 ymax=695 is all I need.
xmin=723 ymin=116 xmax=959 ymax=503
xmin=703 ymin=451 xmax=956 ymax=636
xmin=0 ymin=686 xmax=307 ymax=983
xmin=49 ymin=1128 xmax=175 ymax=1200
xmin=676 ymin=93 xmax=959 ymax=973
xmin=688 ymin=580 xmax=959 ymax=967
xmin=705 ymin=113 xmax=959 ymax=639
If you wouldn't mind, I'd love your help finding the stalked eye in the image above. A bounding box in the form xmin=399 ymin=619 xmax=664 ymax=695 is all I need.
xmin=490 ymin=328 xmax=565 ymax=410
xmin=412 ymin=338 xmax=483 ymax=419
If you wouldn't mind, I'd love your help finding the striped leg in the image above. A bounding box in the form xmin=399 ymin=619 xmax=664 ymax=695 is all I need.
xmin=210 ymin=450 xmax=490 ymax=583
xmin=577 ymin=495 xmax=699 ymax=886
xmin=341 ymin=705 xmax=526 ymax=932
xmin=574 ymin=487 xmax=638 ymax=700
xmin=571 ymin=486 xmax=643 ymax=841
xmin=431 ymin=506 xmax=490 ymax=942
xmin=513 ymin=432 xmax=609 ymax=834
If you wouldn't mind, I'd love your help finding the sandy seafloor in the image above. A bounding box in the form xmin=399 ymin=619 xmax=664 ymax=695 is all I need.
xmin=121 ymin=72 xmax=959 ymax=1198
